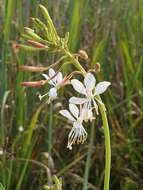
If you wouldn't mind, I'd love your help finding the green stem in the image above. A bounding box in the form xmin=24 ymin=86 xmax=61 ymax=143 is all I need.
xmin=96 ymin=96 xmax=111 ymax=190
xmin=63 ymin=49 xmax=111 ymax=190
xmin=63 ymin=49 xmax=86 ymax=75
xmin=48 ymin=102 xmax=53 ymax=154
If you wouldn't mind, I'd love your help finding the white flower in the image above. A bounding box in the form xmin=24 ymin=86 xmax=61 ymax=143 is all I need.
xmin=39 ymin=68 xmax=63 ymax=102
xmin=69 ymin=73 xmax=111 ymax=113
xmin=59 ymin=104 xmax=87 ymax=150
xmin=42 ymin=68 xmax=63 ymax=87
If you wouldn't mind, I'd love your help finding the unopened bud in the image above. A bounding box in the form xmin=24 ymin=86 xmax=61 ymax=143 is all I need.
xmin=39 ymin=4 xmax=58 ymax=40
xmin=16 ymin=44 xmax=46 ymax=51
xmin=20 ymin=66 xmax=48 ymax=72
xmin=78 ymin=50 xmax=88 ymax=60
xmin=24 ymin=27 xmax=34 ymax=33
xmin=24 ymin=27 xmax=42 ymax=41
xmin=21 ymin=80 xmax=46 ymax=87
xmin=27 ymin=40 xmax=47 ymax=48
xmin=95 ymin=62 xmax=100 ymax=73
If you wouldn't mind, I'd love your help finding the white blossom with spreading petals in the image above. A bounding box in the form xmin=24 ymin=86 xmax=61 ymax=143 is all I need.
xmin=69 ymin=73 xmax=111 ymax=114
xmin=39 ymin=68 xmax=63 ymax=102
xmin=59 ymin=104 xmax=87 ymax=150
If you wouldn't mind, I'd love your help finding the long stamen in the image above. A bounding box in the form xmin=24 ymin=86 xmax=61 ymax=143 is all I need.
xmin=38 ymin=92 xmax=49 ymax=101
xmin=67 ymin=125 xmax=87 ymax=150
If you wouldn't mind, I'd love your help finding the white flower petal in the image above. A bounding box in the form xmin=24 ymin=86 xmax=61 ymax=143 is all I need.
xmin=59 ymin=110 xmax=75 ymax=122
xmin=49 ymin=68 xmax=55 ymax=77
xmin=42 ymin=74 xmax=49 ymax=80
xmin=56 ymin=72 xmax=63 ymax=84
xmin=71 ymin=79 xmax=86 ymax=95
xmin=49 ymin=87 xmax=57 ymax=99
xmin=95 ymin=81 xmax=111 ymax=95
xmin=69 ymin=97 xmax=87 ymax=104
xmin=49 ymin=68 xmax=56 ymax=84
xmin=69 ymin=104 xmax=79 ymax=118
xmin=84 ymin=73 xmax=96 ymax=92
xmin=42 ymin=73 xmax=54 ymax=85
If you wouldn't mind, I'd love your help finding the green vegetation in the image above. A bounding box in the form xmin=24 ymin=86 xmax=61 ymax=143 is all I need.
xmin=0 ymin=0 xmax=143 ymax=190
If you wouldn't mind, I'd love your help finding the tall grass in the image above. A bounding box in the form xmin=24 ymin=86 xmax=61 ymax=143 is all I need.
xmin=0 ymin=0 xmax=143 ymax=189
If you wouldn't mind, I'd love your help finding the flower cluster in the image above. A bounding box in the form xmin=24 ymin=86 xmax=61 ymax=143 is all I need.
xmin=19 ymin=4 xmax=111 ymax=151
xmin=40 ymin=69 xmax=111 ymax=150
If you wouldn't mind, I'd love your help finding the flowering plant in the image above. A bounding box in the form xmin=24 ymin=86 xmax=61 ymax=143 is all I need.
xmin=19 ymin=4 xmax=111 ymax=190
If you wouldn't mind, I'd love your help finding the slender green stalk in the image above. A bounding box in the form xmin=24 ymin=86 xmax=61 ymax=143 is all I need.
xmin=57 ymin=154 xmax=86 ymax=177
xmin=0 ymin=91 xmax=10 ymax=146
xmin=7 ymin=134 xmax=22 ymax=190
xmin=16 ymin=103 xmax=45 ymax=190
xmin=48 ymin=103 xmax=53 ymax=154
xmin=15 ymin=151 xmax=31 ymax=190
xmin=96 ymin=96 xmax=111 ymax=190
xmin=63 ymin=49 xmax=86 ymax=75
xmin=82 ymin=121 xmax=95 ymax=190
xmin=10 ymin=158 xmax=51 ymax=181
xmin=1 ymin=0 xmax=14 ymax=98
xmin=1 ymin=91 xmax=10 ymax=186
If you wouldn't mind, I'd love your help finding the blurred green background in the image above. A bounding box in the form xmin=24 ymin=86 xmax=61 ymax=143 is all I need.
xmin=0 ymin=0 xmax=143 ymax=189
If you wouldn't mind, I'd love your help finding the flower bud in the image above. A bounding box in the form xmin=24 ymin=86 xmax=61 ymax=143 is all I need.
xmin=95 ymin=62 xmax=100 ymax=73
xmin=24 ymin=27 xmax=42 ymax=41
xmin=27 ymin=40 xmax=47 ymax=48
xmin=34 ymin=18 xmax=49 ymax=39
xmin=21 ymin=80 xmax=46 ymax=87
xmin=39 ymin=4 xmax=58 ymax=41
xmin=16 ymin=44 xmax=46 ymax=51
xmin=78 ymin=50 xmax=88 ymax=60
xmin=20 ymin=66 xmax=48 ymax=72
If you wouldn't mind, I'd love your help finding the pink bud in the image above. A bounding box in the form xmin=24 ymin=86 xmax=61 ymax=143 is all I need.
xmin=21 ymin=80 xmax=46 ymax=88
xmin=27 ymin=40 xmax=47 ymax=48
